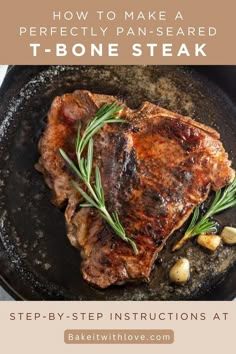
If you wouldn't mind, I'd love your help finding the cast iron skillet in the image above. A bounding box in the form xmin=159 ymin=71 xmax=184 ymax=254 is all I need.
xmin=0 ymin=65 xmax=236 ymax=300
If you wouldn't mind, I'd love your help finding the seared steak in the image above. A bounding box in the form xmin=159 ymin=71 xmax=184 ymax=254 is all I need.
xmin=36 ymin=90 xmax=235 ymax=288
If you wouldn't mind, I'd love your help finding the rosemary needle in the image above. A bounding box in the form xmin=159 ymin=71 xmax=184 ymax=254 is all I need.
xmin=59 ymin=101 xmax=138 ymax=255
xmin=173 ymin=178 xmax=236 ymax=251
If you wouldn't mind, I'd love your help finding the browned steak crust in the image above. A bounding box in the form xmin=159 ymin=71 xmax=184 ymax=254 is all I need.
xmin=36 ymin=90 xmax=235 ymax=288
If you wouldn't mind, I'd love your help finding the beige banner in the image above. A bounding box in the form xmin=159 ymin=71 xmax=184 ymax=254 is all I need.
xmin=0 ymin=0 xmax=235 ymax=64
xmin=0 ymin=301 xmax=235 ymax=353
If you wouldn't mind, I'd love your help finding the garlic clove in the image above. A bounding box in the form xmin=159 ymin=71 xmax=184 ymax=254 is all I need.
xmin=169 ymin=258 xmax=190 ymax=284
xmin=221 ymin=227 xmax=236 ymax=245
xmin=197 ymin=234 xmax=221 ymax=251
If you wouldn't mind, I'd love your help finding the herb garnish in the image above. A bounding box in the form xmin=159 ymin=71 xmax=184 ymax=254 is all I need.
xmin=173 ymin=178 xmax=236 ymax=251
xmin=59 ymin=101 xmax=138 ymax=255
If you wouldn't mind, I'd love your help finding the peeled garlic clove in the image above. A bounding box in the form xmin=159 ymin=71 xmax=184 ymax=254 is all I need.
xmin=197 ymin=234 xmax=221 ymax=251
xmin=221 ymin=227 xmax=236 ymax=245
xmin=169 ymin=258 xmax=190 ymax=284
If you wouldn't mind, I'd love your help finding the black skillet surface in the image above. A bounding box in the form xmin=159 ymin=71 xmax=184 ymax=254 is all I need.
xmin=0 ymin=65 xmax=236 ymax=300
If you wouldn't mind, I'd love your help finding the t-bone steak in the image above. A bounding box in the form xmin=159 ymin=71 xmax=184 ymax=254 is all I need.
xmin=36 ymin=90 xmax=235 ymax=288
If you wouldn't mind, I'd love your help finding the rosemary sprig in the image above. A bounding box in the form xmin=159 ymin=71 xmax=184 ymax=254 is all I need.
xmin=59 ymin=101 xmax=138 ymax=255
xmin=172 ymin=178 xmax=236 ymax=251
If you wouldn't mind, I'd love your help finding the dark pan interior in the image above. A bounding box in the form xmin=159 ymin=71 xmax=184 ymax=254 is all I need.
xmin=0 ymin=65 xmax=236 ymax=300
